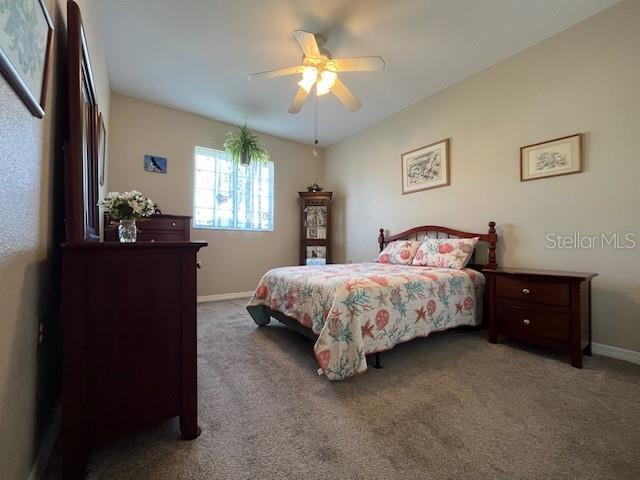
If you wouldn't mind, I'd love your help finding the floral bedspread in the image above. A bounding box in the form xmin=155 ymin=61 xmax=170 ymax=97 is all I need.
xmin=246 ymin=263 xmax=485 ymax=381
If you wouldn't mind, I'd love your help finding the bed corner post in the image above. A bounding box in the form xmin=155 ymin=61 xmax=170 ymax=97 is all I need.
xmin=378 ymin=228 xmax=385 ymax=253
xmin=487 ymin=221 xmax=498 ymax=270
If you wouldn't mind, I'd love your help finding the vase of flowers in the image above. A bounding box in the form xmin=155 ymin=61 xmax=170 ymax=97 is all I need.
xmin=118 ymin=219 xmax=137 ymax=243
xmin=99 ymin=191 xmax=156 ymax=243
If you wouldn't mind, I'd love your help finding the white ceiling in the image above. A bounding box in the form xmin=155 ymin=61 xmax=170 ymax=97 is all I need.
xmin=97 ymin=0 xmax=619 ymax=147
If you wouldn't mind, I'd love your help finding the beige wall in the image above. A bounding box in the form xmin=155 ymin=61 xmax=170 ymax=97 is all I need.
xmin=0 ymin=1 xmax=110 ymax=479
xmin=108 ymin=94 xmax=323 ymax=296
xmin=325 ymin=0 xmax=640 ymax=352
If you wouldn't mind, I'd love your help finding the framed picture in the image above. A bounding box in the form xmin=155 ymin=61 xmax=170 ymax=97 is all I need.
xmin=401 ymin=138 xmax=450 ymax=194
xmin=0 ymin=0 xmax=54 ymax=118
xmin=144 ymin=155 xmax=168 ymax=174
xmin=98 ymin=112 xmax=106 ymax=186
xmin=520 ymin=133 xmax=582 ymax=181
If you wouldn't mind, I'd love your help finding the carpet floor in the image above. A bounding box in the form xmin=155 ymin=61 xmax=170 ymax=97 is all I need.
xmin=53 ymin=299 xmax=640 ymax=479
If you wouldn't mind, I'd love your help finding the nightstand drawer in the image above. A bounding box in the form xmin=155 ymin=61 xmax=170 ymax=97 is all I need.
xmin=496 ymin=275 xmax=569 ymax=306
xmin=496 ymin=301 xmax=570 ymax=343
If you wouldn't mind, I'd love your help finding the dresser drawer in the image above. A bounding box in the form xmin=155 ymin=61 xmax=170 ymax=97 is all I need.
xmin=496 ymin=300 xmax=570 ymax=343
xmin=104 ymin=214 xmax=191 ymax=241
xmin=137 ymin=231 xmax=185 ymax=242
xmin=495 ymin=275 xmax=570 ymax=306
xmin=139 ymin=217 xmax=187 ymax=231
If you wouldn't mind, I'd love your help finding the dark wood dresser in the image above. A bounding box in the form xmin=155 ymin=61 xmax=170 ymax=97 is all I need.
xmin=62 ymin=241 xmax=207 ymax=478
xmin=104 ymin=214 xmax=191 ymax=242
xmin=484 ymin=268 xmax=597 ymax=368
xmin=61 ymin=4 xmax=208 ymax=478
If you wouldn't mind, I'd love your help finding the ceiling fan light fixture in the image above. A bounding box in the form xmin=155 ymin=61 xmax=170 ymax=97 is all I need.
xmin=316 ymin=70 xmax=337 ymax=96
xmin=250 ymin=30 xmax=380 ymax=113
xmin=298 ymin=66 xmax=318 ymax=93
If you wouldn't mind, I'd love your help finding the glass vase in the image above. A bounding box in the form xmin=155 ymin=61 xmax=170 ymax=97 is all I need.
xmin=118 ymin=219 xmax=137 ymax=243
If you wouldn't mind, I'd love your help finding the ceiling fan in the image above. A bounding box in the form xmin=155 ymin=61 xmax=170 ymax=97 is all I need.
xmin=249 ymin=30 xmax=385 ymax=114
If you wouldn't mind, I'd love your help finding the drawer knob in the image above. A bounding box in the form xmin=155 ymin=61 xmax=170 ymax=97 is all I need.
xmin=523 ymin=318 xmax=531 ymax=326
xmin=171 ymin=221 xmax=177 ymax=227
xmin=522 ymin=288 xmax=530 ymax=294
xmin=197 ymin=261 xmax=202 ymax=269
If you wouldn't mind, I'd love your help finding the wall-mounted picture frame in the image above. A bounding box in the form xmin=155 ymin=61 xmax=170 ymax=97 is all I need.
xmin=144 ymin=155 xmax=168 ymax=174
xmin=401 ymin=138 xmax=450 ymax=194
xmin=0 ymin=0 xmax=54 ymax=118
xmin=520 ymin=133 xmax=583 ymax=181
xmin=98 ymin=112 xmax=107 ymax=186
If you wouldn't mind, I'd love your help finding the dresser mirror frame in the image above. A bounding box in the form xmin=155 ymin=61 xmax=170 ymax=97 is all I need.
xmin=65 ymin=0 xmax=100 ymax=242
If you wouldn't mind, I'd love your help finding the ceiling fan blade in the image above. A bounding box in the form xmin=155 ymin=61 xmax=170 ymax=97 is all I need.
xmin=249 ymin=65 xmax=304 ymax=81
xmin=293 ymin=30 xmax=321 ymax=58
xmin=329 ymin=56 xmax=385 ymax=72
xmin=288 ymin=87 xmax=309 ymax=114
xmin=330 ymin=78 xmax=362 ymax=112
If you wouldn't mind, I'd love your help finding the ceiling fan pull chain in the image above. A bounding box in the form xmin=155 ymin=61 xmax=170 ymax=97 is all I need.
xmin=312 ymin=85 xmax=319 ymax=156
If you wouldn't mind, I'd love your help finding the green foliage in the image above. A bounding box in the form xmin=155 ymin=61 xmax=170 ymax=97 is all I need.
xmin=404 ymin=281 xmax=425 ymax=301
xmin=223 ymin=126 xmax=270 ymax=165
xmin=342 ymin=289 xmax=372 ymax=318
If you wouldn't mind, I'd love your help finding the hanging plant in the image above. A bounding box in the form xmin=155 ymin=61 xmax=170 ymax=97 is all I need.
xmin=223 ymin=125 xmax=270 ymax=165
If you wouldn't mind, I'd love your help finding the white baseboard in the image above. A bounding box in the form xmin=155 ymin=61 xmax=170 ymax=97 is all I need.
xmin=592 ymin=343 xmax=640 ymax=365
xmin=28 ymin=400 xmax=61 ymax=480
xmin=197 ymin=291 xmax=254 ymax=303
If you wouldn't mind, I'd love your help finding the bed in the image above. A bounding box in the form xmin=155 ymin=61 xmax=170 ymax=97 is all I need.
xmin=247 ymin=222 xmax=498 ymax=380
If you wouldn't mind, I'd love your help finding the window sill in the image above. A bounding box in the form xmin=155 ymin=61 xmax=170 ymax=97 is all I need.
xmin=192 ymin=225 xmax=274 ymax=233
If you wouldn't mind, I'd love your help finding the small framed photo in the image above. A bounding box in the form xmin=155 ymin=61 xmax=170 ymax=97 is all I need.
xmin=144 ymin=155 xmax=167 ymax=174
xmin=0 ymin=0 xmax=54 ymax=118
xmin=401 ymin=138 xmax=450 ymax=194
xmin=520 ymin=133 xmax=582 ymax=181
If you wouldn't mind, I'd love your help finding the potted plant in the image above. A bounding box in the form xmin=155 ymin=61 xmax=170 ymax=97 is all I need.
xmin=223 ymin=125 xmax=270 ymax=165
xmin=99 ymin=191 xmax=156 ymax=243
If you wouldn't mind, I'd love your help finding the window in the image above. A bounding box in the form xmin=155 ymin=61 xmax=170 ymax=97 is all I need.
xmin=193 ymin=146 xmax=274 ymax=231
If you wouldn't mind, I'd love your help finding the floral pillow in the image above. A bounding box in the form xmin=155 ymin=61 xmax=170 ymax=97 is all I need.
xmin=377 ymin=240 xmax=421 ymax=265
xmin=412 ymin=237 xmax=479 ymax=269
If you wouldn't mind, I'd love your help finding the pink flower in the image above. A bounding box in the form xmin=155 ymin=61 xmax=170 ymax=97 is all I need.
xmin=414 ymin=250 xmax=424 ymax=262
xmin=379 ymin=253 xmax=390 ymax=263
xmin=285 ymin=293 xmax=295 ymax=309
xmin=368 ymin=276 xmax=389 ymax=287
xmin=438 ymin=243 xmax=454 ymax=254
xmin=317 ymin=349 xmax=331 ymax=370
xmin=400 ymin=249 xmax=411 ymax=260
xmin=463 ymin=297 xmax=474 ymax=311
xmin=427 ymin=299 xmax=436 ymax=316
xmin=256 ymin=285 xmax=268 ymax=300
xmin=375 ymin=309 xmax=389 ymax=330
xmin=419 ymin=272 xmax=438 ymax=281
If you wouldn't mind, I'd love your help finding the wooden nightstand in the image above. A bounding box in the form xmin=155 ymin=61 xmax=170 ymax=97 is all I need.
xmin=483 ymin=268 xmax=597 ymax=368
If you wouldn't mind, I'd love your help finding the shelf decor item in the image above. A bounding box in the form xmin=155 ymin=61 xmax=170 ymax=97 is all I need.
xmin=223 ymin=125 xmax=270 ymax=165
xmin=401 ymin=138 xmax=450 ymax=194
xmin=99 ymin=191 xmax=156 ymax=243
xmin=520 ymin=133 xmax=583 ymax=181
xmin=307 ymin=182 xmax=323 ymax=192
xmin=0 ymin=0 xmax=54 ymax=118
